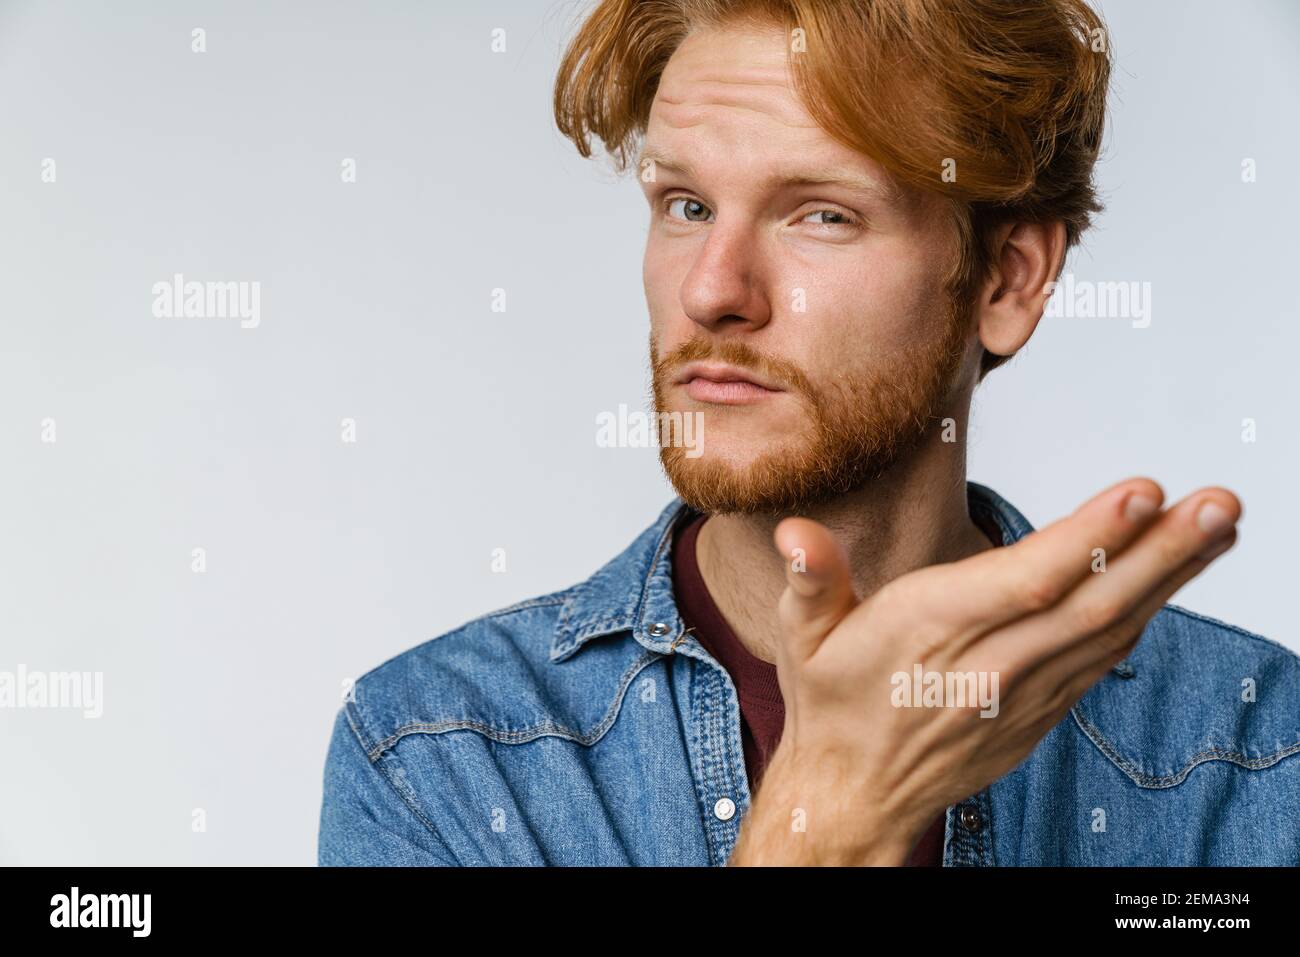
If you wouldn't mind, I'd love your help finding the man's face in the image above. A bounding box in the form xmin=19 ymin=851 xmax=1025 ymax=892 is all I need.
xmin=641 ymin=20 xmax=977 ymax=515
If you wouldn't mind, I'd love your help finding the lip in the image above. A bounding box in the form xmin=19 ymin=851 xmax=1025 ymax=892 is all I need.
xmin=674 ymin=361 xmax=784 ymax=405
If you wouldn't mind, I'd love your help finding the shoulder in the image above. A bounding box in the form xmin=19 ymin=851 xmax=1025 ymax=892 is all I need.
xmin=341 ymin=588 xmax=574 ymax=758
xmin=338 ymin=593 xmax=668 ymax=769
xmin=1072 ymin=603 xmax=1300 ymax=787
xmin=333 ymin=500 xmax=686 ymax=764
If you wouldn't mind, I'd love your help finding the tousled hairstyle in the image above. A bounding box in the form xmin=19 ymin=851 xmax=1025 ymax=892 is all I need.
xmin=553 ymin=0 xmax=1112 ymax=378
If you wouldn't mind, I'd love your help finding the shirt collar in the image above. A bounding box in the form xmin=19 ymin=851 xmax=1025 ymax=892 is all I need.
xmin=550 ymin=481 xmax=1037 ymax=663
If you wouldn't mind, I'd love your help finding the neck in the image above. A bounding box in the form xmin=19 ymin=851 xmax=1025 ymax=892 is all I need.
xmin=692 ymin=438 xmax=996 ymax=665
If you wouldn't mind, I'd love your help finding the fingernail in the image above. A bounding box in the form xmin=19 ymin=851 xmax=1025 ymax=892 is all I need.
xmin=1124 ymin=493 xmax=1158 ymax=521
xmin=1196 ymin=501 xmax=1234 ymax=538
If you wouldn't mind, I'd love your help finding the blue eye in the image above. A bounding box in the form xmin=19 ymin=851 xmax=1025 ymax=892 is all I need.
xmin=666 ymin=197 xmax=712 ymax=223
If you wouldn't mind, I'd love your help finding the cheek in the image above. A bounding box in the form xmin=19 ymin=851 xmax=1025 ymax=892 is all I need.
xmin=794 ymin=246 xmax=945 ymax=357
xmin=642 ymin=231 xmax=683 ymax=298
xmin=642 ymin=241 xmax=673 ymax=327
xmin=644 ymin=252 xmax=678 ymax=367
xmin=644 ymin=238 xmax=697 ymax=344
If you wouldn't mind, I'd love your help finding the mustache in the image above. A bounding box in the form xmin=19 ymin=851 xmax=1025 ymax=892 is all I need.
xmin=651 ymin=335 xmax=814 ymax=397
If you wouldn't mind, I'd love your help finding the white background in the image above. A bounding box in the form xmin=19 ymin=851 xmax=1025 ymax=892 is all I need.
xmin=1 ymin=0 xmax=1296 ymax=864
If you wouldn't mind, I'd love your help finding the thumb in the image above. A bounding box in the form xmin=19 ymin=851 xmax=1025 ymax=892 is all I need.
xmin=773 ymin=517 xmax=859 ymax=661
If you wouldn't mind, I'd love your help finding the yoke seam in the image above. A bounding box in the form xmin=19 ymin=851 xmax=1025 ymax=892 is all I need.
xmin=364 ymin=648 xmax=666 ymax=761
xmin=1070 ymin=705 xmax=1300 ymax=788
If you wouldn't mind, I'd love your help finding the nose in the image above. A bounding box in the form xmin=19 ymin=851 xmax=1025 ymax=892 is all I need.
xmin=678 ymin=220 xmax=772 ymax=334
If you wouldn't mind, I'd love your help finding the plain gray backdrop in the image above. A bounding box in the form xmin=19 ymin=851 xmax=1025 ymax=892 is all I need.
xmin=1 ymin=0 xmax=1296 ymax=864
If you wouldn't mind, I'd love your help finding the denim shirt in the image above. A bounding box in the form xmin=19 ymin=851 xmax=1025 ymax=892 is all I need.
xmin=318 ymin=482 xmax=1300 ymax=866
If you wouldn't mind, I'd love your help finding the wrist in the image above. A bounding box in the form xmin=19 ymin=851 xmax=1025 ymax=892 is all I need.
xmin=729 ymin=747 xmax=928 ymax=865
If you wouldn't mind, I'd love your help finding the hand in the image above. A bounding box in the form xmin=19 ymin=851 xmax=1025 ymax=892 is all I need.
xmin=729 ymin=478 xmax=1241 ymax=865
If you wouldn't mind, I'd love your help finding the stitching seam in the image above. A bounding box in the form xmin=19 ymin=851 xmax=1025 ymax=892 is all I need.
xmin=1070 ymin=705 xmax=1300 ymax=788
xmin=364 ymin=649 xmax=666 ymax=761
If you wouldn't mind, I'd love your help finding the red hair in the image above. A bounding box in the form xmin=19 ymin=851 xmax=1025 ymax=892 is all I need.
xmin=554 ymin=0 xmax=1112 ymax=377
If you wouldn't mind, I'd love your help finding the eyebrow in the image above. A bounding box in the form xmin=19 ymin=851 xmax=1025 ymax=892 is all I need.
xmin=635 ymin=146 xmax=905 ymax=208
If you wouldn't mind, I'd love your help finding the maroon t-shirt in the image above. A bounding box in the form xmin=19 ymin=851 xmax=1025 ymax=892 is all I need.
xmin=670 ymin=510 xmax=950 ymax=866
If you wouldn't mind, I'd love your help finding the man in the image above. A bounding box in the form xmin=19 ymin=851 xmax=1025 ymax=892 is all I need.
xmin=318 ymin=0 xmax=1300 ymax=865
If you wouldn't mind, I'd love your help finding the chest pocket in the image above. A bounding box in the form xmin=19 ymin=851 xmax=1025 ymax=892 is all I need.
xmin=355 ymin=610 xmax=665 ymax=761
xmin=1070 ymin=605 xmax=1300 ymax=788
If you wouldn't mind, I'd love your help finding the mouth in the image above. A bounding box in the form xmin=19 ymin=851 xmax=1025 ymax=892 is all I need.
xmin=674 ymin=361 xmax=785 ymax=405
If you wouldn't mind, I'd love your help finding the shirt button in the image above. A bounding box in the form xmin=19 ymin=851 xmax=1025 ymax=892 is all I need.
xmin=713 ymin=797 xmax=737 ymax=821
xmin=959 ymin=805 xmax=983 ymax=833
xmin=648 ymin=622 xmax=671 ymax=638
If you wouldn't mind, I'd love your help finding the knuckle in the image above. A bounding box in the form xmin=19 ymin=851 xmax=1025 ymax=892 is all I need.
xmin=1014 ymin=572 xmax=1061 ymax=613
xmin=1074 ymin=595 xmax=1124 ymax=635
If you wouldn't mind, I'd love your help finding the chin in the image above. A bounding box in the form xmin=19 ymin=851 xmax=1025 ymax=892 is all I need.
xmin=658 ymin=437 xmax=818 ymax=516
xmin=685 ymin=432 xmax=796 ymax=469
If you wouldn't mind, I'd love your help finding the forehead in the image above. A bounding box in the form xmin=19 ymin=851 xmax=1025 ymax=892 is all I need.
xmin=641 ymin=20 xmax=913 ymax=211
xmin=651 ymin=21 xmax=812 ymax=133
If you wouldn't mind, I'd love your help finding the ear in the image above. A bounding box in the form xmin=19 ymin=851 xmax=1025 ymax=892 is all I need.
xmin=974 ymin=220 xmax=1067 ymax=360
